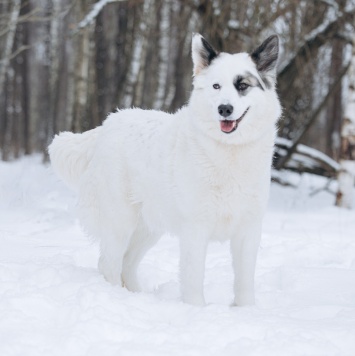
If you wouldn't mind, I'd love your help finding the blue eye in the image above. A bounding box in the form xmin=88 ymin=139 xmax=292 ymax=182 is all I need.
xmin=213 ymin=83 xmax=221 ymax=89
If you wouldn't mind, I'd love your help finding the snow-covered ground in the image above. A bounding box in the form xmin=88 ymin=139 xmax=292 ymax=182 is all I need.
xmin=1 ymin=156 xmax=355 ymax=356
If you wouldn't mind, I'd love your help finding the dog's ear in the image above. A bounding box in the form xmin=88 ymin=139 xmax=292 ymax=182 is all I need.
xmin=192 ymin=33 xmax=218 ymax=76
xmin=251 ymin=35 xmax=279 ymax=75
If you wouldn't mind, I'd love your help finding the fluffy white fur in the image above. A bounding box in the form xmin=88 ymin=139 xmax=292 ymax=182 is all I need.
xmin=49 ymin=34 xmax=281 ymax=306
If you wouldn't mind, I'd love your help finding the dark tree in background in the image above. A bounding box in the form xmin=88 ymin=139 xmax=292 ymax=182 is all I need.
xmin=0 ymin=0 xmax=354 ymax=164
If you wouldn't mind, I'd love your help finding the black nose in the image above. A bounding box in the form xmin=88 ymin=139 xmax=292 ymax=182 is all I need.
xmin=218 ymin=104 xmax=234 ymax=118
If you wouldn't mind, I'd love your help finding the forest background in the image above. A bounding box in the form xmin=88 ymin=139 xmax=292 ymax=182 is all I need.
xmin=0 ymin=0 xmax=354 ymax=171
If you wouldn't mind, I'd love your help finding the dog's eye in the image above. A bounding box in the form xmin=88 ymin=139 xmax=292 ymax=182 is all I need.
xmin=238 ymin=83 xmax=249 ymax=91
xmin=213 ymin=83 xmax=221 ymax=90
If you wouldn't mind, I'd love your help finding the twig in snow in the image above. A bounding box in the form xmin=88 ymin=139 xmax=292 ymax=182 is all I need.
xmin=309 ymin=178 xmax=336 ymax=197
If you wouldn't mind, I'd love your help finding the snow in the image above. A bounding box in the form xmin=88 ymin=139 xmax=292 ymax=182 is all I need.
xmin=227 ymin=19 xmax=241 ymax=30
xmin=1 ymin=156 xmax=355 ymax=356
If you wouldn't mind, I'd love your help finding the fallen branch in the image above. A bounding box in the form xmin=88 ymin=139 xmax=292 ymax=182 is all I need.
xmin=274 ymin=137 xmax=340 ymax=178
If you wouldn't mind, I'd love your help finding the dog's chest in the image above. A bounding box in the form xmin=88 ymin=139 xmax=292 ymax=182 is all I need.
xmin=178 ymin=141 xmax=268 ymax=233
xmin=204 ymin=162 xmax=243 ymax=208
xmin=193 ymin=152 xmax=249 ymax=207
xmin=195 ymin=166 xmax=244 ymax=239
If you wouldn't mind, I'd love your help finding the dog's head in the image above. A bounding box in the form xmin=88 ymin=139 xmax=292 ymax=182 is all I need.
xmin=190 ymin=34 xmax=281 ymax=145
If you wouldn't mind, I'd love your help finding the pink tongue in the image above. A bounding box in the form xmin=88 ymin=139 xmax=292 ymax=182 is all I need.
xmin=220 ymin=120 xmax=236 ymax=133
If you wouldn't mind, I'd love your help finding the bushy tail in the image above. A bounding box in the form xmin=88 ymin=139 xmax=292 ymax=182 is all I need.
xmin=48 ymin=128 xmax=101 ymax=191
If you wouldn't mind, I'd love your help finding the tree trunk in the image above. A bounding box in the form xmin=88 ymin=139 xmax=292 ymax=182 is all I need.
xmin=336 ymin=39 xmax=355 ymax=209
xmin=72 ymin=23 xmax=94 ymax=132
xmin=325 ymin=0 xmax=346 ymax=160
xmin=0 ymin=0 xmax=21 ymax=95
xmin=122 ymin=0 xmax=154 ymax=108
xmin=326 ymin=38 xmax=344 ymax=160
xmin=47 ymin=0 xmax=61 ymax=143
xmin=0 ymin=0 xmax=21 ymax=160
xmin=153 ymin=0 xmax=171 ymax=109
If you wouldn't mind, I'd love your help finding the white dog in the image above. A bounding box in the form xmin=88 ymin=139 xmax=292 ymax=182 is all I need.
xmin=49 ymin=34 xmax=281 ymax=306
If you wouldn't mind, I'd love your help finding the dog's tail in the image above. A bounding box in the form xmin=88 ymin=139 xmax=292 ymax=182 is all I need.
xmin=48 ymin=127 xmax=101 ymax=191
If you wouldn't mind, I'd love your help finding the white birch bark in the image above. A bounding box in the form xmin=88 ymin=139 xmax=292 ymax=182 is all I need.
xmin=163 ymin=3 xmax=198 ymax=109
xmin=48 ymin=0 xmax=61 ymax=138
xmin=153 ymin=0 xmax=171 ymax=109
xmin=73 ymin=26 xmax=91 ymax=132
xmin=162 ymin=1 xmax=180 ymax=109
xmin=122 ymin=0 xmax=154 ymax=108
xmin=0 ymin=0 xmax=21 ymax=95
xmin=134 ymin=0 xmax=156 ymax=107
xmin=336 ymin=37 xmax=355 ymax=209
xmin=65 ymin=35 xmax=75 ymax=131
xmin=72 ymin=0 xmax=96 ymax=133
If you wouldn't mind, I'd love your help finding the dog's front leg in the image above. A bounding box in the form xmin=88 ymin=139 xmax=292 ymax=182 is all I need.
xmin=179 ymin=225 xmax=209 ymax=306
xmin=230 ymin=217 xmax=262 ymax=306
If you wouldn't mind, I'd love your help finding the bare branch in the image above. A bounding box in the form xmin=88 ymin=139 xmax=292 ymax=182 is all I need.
xmin=278 ymin=8 xmax=355 ymax=81
xmin=274 ymin=137 xmax=340 ymax=178
xmin=74 ymin=0 xmax=127 ymax=34
xmin=5 ymin=44 xmax=31 ymax=61
xmin=316 ymin=0 xmax=340 ymax=13
xmin=276 ymin=61 xmax=351 ymax=170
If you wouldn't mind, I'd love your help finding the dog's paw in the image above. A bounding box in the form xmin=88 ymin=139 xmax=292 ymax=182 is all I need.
xmin=122 ymin=277 xmax=142 ymax=293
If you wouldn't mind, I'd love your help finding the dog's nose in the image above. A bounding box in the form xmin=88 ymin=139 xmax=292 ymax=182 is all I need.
xmin=218 ymin=104 xmax=234 ymax=118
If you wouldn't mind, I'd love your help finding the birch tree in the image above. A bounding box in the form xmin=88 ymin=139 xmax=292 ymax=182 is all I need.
xmin=122 ymin=0 xmax=155 ymax=108
xmin=0 ymin=0 xmax=21 ymax=160
xmin=71 ymin=1 xmax=97 ymax=133
xmin=336 ymin=37 xmax=355 ymax=208
xmin=0 ymin=0 xmax=354 ymax=164
xmin=47 ymin=0 xmax=61 ymax=144
xmin=0 ymin=0 xmax=21 ymax=95
xmin=153 ymin=0 xmax=171 ymax=109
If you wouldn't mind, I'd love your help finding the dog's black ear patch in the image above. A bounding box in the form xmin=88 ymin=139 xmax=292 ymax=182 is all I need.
xmin=251 ymin=35 xmax=279 ymax=74
xmin=192 ymin=34 xmax=218 ymax=75
xmin=200 ymin=38 xmax=218 ymax=66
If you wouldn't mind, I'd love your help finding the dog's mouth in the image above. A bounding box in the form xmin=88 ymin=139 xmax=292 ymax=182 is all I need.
xmin=220 ymin=107 xmax=250 ymax=134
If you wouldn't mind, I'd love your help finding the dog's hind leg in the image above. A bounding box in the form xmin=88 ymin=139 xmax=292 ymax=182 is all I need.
xmin=98 ymin=235 xmax=128 ymax=286
xmin=97 ymin=209 xmax=139 ymax=287
xmin=122 ymin=220 xmax=159 ymax=292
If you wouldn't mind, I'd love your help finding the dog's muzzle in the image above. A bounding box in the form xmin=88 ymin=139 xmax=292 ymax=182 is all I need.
xmin=219 ymin=107 xmax=250 ymax=134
